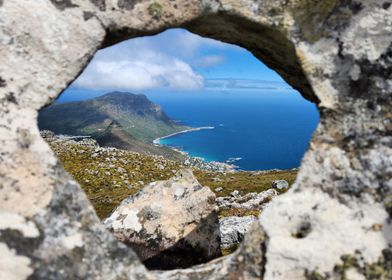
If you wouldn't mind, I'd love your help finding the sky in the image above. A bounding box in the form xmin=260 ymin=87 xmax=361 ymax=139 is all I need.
xmin=72 ymin=28 xmax=289 ymax=92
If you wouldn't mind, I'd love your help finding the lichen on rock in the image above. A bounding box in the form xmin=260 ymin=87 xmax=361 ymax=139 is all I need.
xmin=0 ymin=0 xmax=391 ymax=279
xmin=104 ymin=169 xmax=221 ymax=269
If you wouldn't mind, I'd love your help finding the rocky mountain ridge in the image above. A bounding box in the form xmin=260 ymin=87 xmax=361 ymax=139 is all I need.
xmin=38 ymin=91 xmax=188 ymax=159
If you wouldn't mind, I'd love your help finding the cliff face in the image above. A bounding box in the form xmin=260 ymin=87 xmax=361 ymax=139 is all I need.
xmin=39 ymin=91 xmax=185 ymax=141
xmin=1 ymin=1 xmax=391 ymax=280
xmin=38 ymin=92 xmax=187 ymax=158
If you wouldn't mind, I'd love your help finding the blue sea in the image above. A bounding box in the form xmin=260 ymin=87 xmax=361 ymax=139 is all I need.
xmin=57 ymin=88 xmax=319 ymax=171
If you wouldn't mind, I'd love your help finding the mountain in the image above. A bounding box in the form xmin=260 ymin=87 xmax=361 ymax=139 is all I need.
xmin=38 ymin=92 xmax=189 ymax=159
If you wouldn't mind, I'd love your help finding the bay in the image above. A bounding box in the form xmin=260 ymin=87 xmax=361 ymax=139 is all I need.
xmin=58 ymin=88 xmax=319 ymax=171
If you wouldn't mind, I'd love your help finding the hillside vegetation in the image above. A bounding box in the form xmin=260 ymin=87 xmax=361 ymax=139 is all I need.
xmin=39 ymin=92 xmax=188 ymax=159
xmin=44 ymin=133 xmax=297 ymax=219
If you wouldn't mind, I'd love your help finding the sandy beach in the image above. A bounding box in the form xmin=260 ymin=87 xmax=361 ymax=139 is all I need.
xmin=153 ymin=126 xmax=214 ymax=145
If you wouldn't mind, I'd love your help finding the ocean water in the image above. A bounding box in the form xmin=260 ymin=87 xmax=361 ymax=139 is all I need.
xmin=58 ymin=88 xmax=319 ymax=171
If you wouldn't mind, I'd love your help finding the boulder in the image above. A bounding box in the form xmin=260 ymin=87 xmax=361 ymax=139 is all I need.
xmin=103 ymin=169 xmax=221 ymax=269
xmin=156 ymin=222 xmax=266 ymax=280
xmin=271 ymin=180 xmax=289 ymax=191
xmin=219 ymin=216 xmax=257 ymax=249
xmin=216 ymin=189 xmax=277 ymax=210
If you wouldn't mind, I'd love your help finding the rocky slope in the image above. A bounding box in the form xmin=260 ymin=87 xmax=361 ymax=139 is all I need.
xmin=101 ymin=167 xmax=288 ymax=268
xmin=42 ymin=131 xmax=297 ymax=221
xmin=41 ymin=131 xmax=296 ymax=268
xmin=38 ymin=91 xmax=188 ymax=159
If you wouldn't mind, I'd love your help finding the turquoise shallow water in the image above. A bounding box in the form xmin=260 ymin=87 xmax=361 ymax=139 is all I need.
xmin=59 ymin=88 xmax=319 ymax=171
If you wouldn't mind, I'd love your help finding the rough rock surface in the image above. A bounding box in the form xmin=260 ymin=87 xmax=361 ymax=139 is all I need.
xmin=219 ymin=216 xmax=257 ymax=250
xmin=216 ymin=189 xmax=277 ymax=210
xmin=1 ymin=0 xmax=391 ymax=279
xmin=155 ymin=222 xmax=266 ymax=280
xmin=271 ymin=180 xmax=289 ymax=191
xmin=104 ymin=169 xmax=221 ymax=269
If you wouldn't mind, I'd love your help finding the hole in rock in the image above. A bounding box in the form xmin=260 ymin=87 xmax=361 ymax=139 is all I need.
xmin=38 ymin=28 xmax=319 ymax=270
xmin=292 ymin=220 xmax=312 ymax=239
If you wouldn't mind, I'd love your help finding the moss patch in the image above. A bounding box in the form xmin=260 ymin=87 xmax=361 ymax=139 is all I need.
xmin=221 ymin=243 xmax=240 ymax=256
xmin=307 ymin=250 xmax=392 ymax=279
xmin=218 ymin=208 xmax=260 ymax=218
xmin=148 ymin=2 xmax=163 ymax=19
xmin=290 ymin=0 xmax=339 ymax=43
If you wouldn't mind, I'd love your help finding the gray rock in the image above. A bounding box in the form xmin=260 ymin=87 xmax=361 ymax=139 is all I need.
xmin=215 ymin=187 xmax=223 ymax=192
xmin=156 ymin=222 xmax=266 ymax=280
xmin=1 ymin=0 xmax=391 ymax=279
xmin=271 ymin=180 xmax=289 ymax=190
xmin=230 ymin=190 xmax=240 ymax=198
xmin=217 ymin=189 xmax=277 ymax=210
xmin=40 ymin=130 xmax=55 ymax=139
xmin=219 ymin=216 xmax=257 ymax=249
xmin=117 ymin=167 xmax=126 ymax=173
xmin=103 ymin=169 xmax=221 ymax=269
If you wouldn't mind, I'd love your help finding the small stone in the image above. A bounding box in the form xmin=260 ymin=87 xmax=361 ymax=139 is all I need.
xmin=230 ymin=190 xmax=240 ymax=197
xmin=271 ymin=180 xmax=289 ymax=191
xmin=117 ymin=167 xmax=126 ymax=173
xmin=219 ymin=216 xmax=257 ymax=249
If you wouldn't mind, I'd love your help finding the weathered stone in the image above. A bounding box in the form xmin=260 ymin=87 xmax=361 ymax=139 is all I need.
xmin=89 ymin=0 xmax=105 ymax=11
xmin=0 ymin=0 xmax=391 ymax=279
xmin=216 ymin=189 xmax=277 ymax=210
xmin=103 ymin=169 xmax=221 ymax=269
xmin=219 ymin=215 xmax=257 ymax=250
xmin=271 ymin=180 xmax=289 ymax=191
xmin=155 ymin=221 xmax=266 ymax=280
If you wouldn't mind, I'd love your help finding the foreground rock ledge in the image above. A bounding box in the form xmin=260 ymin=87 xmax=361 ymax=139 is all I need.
xmin=0 ymin=0 xmax=391 ymax=279
xmin=104 ymin=169 xmax=221 ymax=270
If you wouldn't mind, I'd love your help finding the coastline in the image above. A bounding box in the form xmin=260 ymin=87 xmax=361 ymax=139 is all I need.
xmin=153 ymin=126 xmax=215 ymax=145
xmin=153 ymin=126 xmax=237 ymax=172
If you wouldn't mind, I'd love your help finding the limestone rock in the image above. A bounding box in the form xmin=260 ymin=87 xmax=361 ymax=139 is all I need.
xmin=1 ymin=0 xmax=391 ymax=279
xmin=156 ymin=222 xmax=266 ymax=280
xmin=219 ymin=216 xmax=257 ymax=249
xmin=103 ymin=169 xmax=221 ymax=269
xmin=271 ymin=180 xmax=289 ymax=191
xmin=216 ymin=189 xmax=277 ymax=210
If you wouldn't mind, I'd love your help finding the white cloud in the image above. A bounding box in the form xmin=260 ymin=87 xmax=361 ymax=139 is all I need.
xmin=195 ymin=55 xmax=225 ymax=68
xmin=72 ymin=28 xmax=241 ymax=91
xmin=204 ymin=79 xmax=293 ymax=91
xmin=74 ymin=49 xmax=204 ymax=91
xmin=167 ymin=30 xmax=229 ymax=57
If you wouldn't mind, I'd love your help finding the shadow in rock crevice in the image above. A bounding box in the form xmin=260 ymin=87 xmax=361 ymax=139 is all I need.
xmin=153 ymin=221 xmax=266 ymax=279
xmin=115 ymin=211 xmax=222 ymax=270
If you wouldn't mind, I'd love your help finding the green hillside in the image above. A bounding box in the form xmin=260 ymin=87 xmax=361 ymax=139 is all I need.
xmin=38 ymin=92 xmax=188 ymax=159
xmin=43 ymin=134 xmax=297 ymax=219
